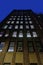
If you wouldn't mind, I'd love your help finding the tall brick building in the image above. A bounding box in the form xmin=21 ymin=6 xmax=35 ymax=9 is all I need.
xmin=0 ymin=10 xmax=43 ymax=65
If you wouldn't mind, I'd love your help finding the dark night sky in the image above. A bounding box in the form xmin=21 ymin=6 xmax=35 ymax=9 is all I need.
xmin=0 ymin=0 xmax=43 ymax=22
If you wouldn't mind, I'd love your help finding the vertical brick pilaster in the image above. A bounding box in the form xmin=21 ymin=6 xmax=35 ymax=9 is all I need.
xmin=23 ymin=38 xmax=30 ymax=65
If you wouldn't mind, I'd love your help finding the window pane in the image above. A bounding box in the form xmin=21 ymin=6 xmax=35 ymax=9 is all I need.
xmin=16 ymin=63 xmax=22 ymax=65
xmin=25 ymin=21 xmax=28 ymax=24
xmin=32 ymin=32 xmax=38 ymax=37
xmin=29 ymin=47 xmax=34 ymax=52
xmin=20 ymin=21 xmax=23 ymax=24
xmin=0 ymin=42 xmax=5 ymax=52
xmin=28 ymin=42 xmax=34 ymax=52
xmin=8 ymin=47 xmax=14 ymax=52
xmin=13 ymin=18 xmax=16 ymax=20
xmin=16 ymin=21 xmax=19 ymax=24
xmin=18 ymin=16 xmax=20 ymax=17
xmin=7 ymin=21 xmax=10 ymax=24
xmin=15 ymin=25 xmax=18 ymax=29
xmin=21 ymin=16 xmax=23 ymax=17
xmin=8 ymin=25 xmax=12 ymax=29
xmin=30 ymin=25 xmax=34 ymax=29
xmin=27 ymin=31 xmax=31 ymax=37
xmin=17 ymin=42 xmax=23 ymax=52
xmin=11 ymin=21 xmax=14 ymax=24
xmin=18 ymin=31 xmax=23 ymax=37
xmin=28 ymin=16 xmax=30 ymax=17
xmin=36 ymin=42 xmax=41 ymax=47
xmin=10 ymin=42 xmax=14 ymax=47
xmin=14 ymin=16 xmax=17 ymax=17
xmin=26 ymin=25 xmax=29 ymax=29
xmin=9 ymin=18 xmax=12 ymax=20
xmin=20 ymin=25 xmax=23 ymax=29
xmin=4 ymin=63 xmax=10 ymax=65
xmin=28 ymin=18 xmax=31 ymax=20
xmin=3 ymin=25 xmax=8 ymax=29
xmin=29 ymin=21 xmax=32 ymax=24
xmin=8 ymin=42 xmax=14 ymax=52
xmin=18 ymin=42 xmax=22 ymax=47
xmin=0 ymin=32 xmax=3 ymax=37
xmin=25 ymin=18 xmax=27 ymax=20
xmin=12 ymin=31 xmax=17 ymax=37
xmin=4 ymin=34 xmax=9 ymax=37
xmin=28 ymin=42 xmax=33 ymax=47
xmin=17 ymin=18 xmax=20 ymax=20
xmin=30 ymin=63 xmax=37 ymax=65
xmin=21 ymin=18 xmax=23 ymax=20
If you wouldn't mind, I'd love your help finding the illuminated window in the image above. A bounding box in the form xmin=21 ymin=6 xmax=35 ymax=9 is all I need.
xmin=8 ymin=42 xmax=14 ymax=52
xmin=27 ymin=31 xmax=31 ymax=37
xmin=16 ymin=21 xmax=19 ymax=24
xmin=14 ymin=16 xmax=16 ymax=17
xmin=20 ymin=25 xmax=23 ymax=29
xmin=25 ymin=21 xmax=28 ymax=24
xmin=7 ymin=21 xmax=10 ymax=24
xmin=18 ymin=16 xmax=20 ymax=17
xmin=26 ymin=25 xmax=29 ymax=29
xmin=0 ymin=42 xmax=5 ymax=52
xmin=8 ymin=25 xmax=12 ymax=29
xmin=30 ymin=25 xmax=34 ymax=29
xmin=15 ymin=25 xmax=18 ymax=29
xmin=21 ymin=18 xmax=23 ymax=20
xmin=17 ymin=18 xmax=20 ymax=20
xmin=12 ymin=31 xmax=17 ymax=37
xmin=28 ymin=18 xmax=31 ymax=20
xmin=13 ymin=18 xmax=16 ymax=20
xmin=28 ymin=16 xmax=30 ymax=17
xmin=11 ymin=16 xmax=14 ymax=17
xmin=19 ymin=31 xmax=23 ymax=37
xmin=0 ymin=32 xmax=3 ymax=37
xmin=25 ymin=16 xmax=27 ymax=17
xmin=29 ymin=21 xmax=32 ymax=24
xmin=21 ymin=16 xmax=23 ymax=17
xmin=20 ymin=21 xmax=23 ymax=24
xmin=4 ymin=34 xmax=9 ymax=37
xmin=11 ymin=21 xmax=14 ymax=24
xmin=9 ymin=18 xmax=12 ymax=20
xmin=3 ymin=25 xmax=8 ymax=29
xmin=25 ymin=18 xmax=27 ymax=20
xmin=32 ymin=32 xmax=38 ymax=37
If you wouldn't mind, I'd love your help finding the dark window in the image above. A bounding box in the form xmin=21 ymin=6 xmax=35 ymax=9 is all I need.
xmin=28 ymin=41 xmax=34 ymax=52
xmin=17 ymin=42 xmax=23 ymax=52
xmin=4 ymin=63 xmax=10 ymax=65
xmin=30 ymin=63 xmax=37 ymax=65
xmin=36 ymin=41 xmax=43 ymax=52
xmin=16 ymin=63 xmax=22 ymax=65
